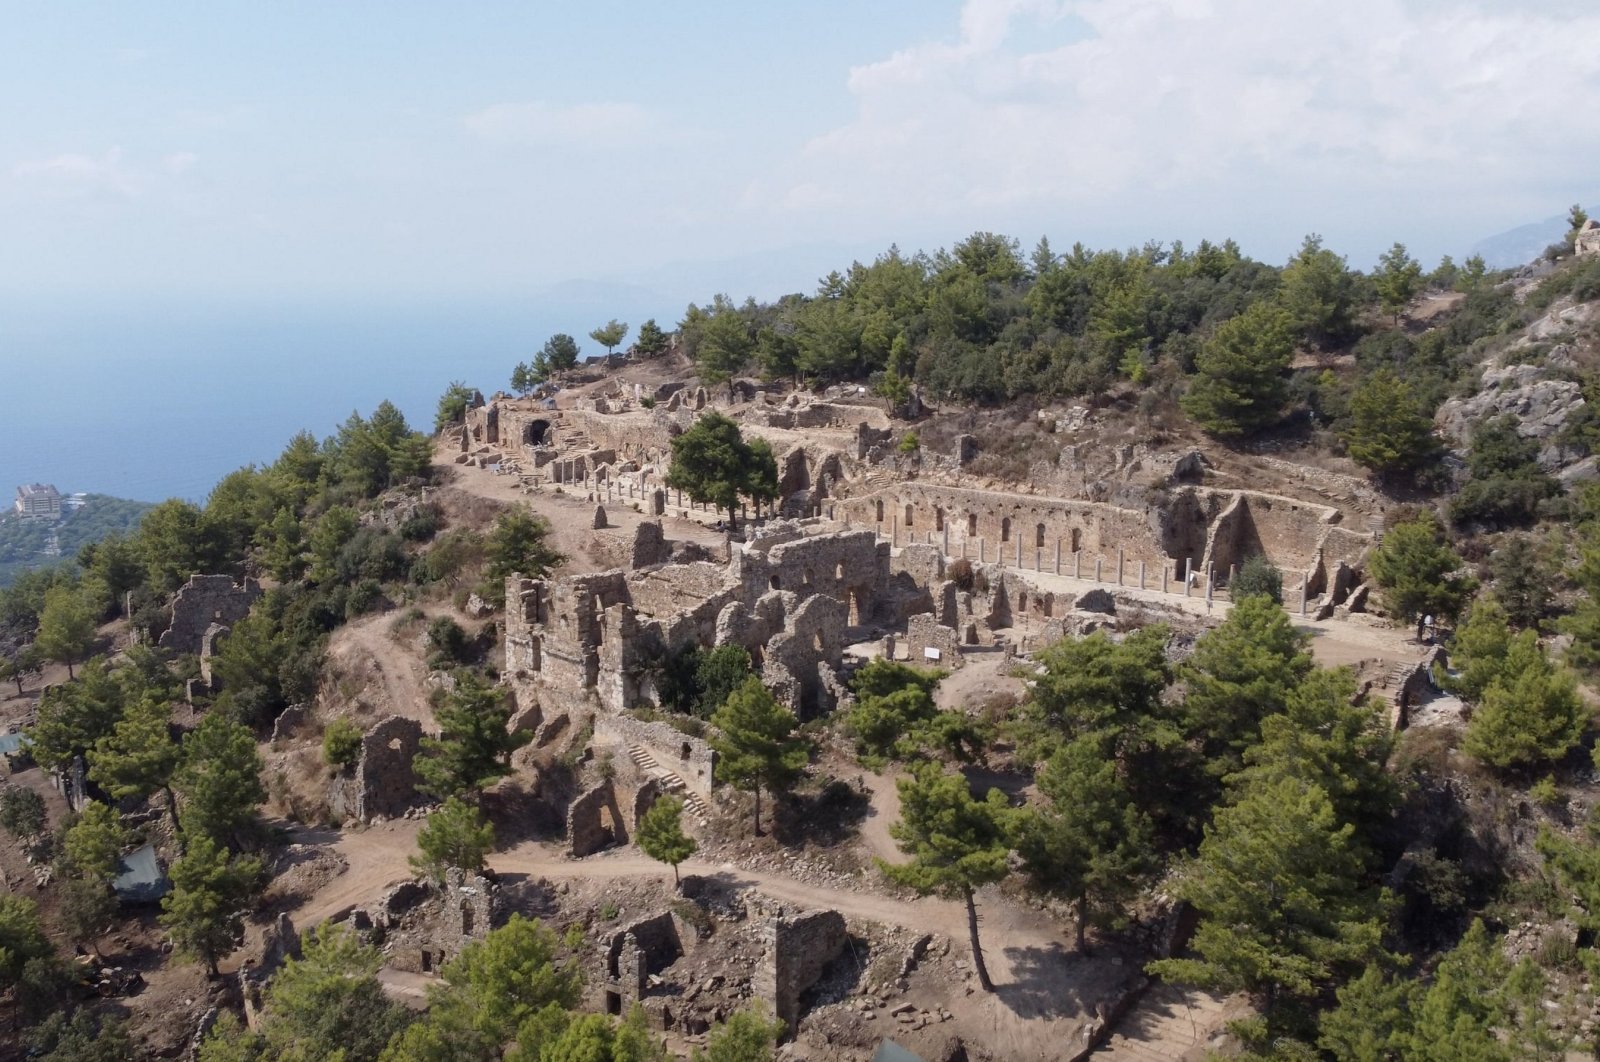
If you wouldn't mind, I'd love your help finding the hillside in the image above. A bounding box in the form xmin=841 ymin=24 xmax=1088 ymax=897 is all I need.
xmin=6 ymin=239 xmax=1600 ymax=1061
xmin=0 ymin=494 xmax=153 ymax=587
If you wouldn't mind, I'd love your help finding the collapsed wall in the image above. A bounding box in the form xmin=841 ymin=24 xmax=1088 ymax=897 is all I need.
xmin=160 ymin=574 xmax=262 ymax=656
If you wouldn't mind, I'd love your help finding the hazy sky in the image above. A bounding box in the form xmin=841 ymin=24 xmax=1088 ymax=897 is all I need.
xmin=5 ymin=0 xmax=1599 ymax=302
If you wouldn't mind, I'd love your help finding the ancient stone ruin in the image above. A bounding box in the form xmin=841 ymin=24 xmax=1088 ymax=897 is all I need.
xmin=159 ymin=574 xmax=262 ymax=656
xmin=328 ymin=715 xmax=422 ymax=824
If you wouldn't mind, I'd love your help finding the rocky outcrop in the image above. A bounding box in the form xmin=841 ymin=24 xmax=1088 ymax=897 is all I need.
xmin=1438 ymin=362 xmax=1586 ymax=471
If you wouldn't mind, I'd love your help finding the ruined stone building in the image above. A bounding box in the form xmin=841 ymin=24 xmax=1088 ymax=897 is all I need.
xmin=504 ymin=523 xmax=917 ymax=722
xmin=159 ymin=574 xmax=262 ymax=656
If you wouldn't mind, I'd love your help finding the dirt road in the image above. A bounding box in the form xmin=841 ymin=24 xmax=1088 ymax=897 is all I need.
xmin=326 ymin=611 xmax=435 ymax=728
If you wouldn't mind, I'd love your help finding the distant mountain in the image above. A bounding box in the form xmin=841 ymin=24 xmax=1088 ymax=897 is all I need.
xmin=1471 ymin=213 xmax=1571 ymax=270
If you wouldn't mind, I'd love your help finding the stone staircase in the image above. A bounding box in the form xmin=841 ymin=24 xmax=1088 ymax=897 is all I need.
xmin=626 ymin=744 xmax=710 ymax=822
xmin=1094 ymin=986 xmax=1235 ymax=1061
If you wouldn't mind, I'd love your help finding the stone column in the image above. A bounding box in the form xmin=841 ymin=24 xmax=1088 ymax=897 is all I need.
xmin=1162 ymin=563 xmax=1169 ymax=593
xmin=1207 ymin=569 xmax=1215 ymax=605
xmin=1301 ymin=575 xmax=1309 ymax=617
xmin=1095 ymin=557 xmax=1102 ymax=582
xmin=1074 ymin=551 xmax=1081 ymax=579
xmin=1117 ymin=549 xmax=1125 ymax=586
xmin=1054 ymin=539 xmax=1061 ymax=575
xmin=943 ymin=524 xmax=949 ymax=555
xmin=1034 ymin=547 xmax=1041 ymax=572
xmin=891 ymin=516 xmax=898 ymax=546
xmin=979 ymin=538 xmax=985 ymax=564
xmin=1139 ymin=560 xmax=1146 ymax=590
xmin=1016 ymin=536 xmax=1022 ymax=568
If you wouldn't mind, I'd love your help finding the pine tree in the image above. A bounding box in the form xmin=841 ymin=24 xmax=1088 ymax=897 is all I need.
xmin=589 ymin=319 xmax=629 ymax=359
xmin=1180 ymin=300 xmax=1296 ymax=436
xmin=1408 ymin=920 xmax=1511 ymax=1061
xmin=1280 ymin=234 xmax=1358 ymax=346
xmin=411 ymin=796 xmax=495 ymax=883
xmin=1374 ymin=243 xmax=1424 ymax=323
xmin=35 ymin=585 xmax=96 ymax=680
xmin=0 ymin=785 xmax=47 ymax=847
xmin=1318 ymin=964 xmax=1417 ymax=1060
xmin=1462 ymin=632 xmax=1585 ymax=770
xmin=255 ymin=924 xmax=413 ymax=1062
xmin=387 ymin=915 xmax=581 ymax=1060
xmin=709 ymin=677 xmax=808 ymax=835
xmin=1182 ymin=595 xmax=1312 ymax=780
xmin=26 ymin=657 xmax=123 ymax=771
xmin=1343 ymin=368 xmax=1442 ymax=478
xmin=1369 ymin=512 xmax=1474 ymax=622
xmin=1490 ymin=535 xmax=1551 ymax=629
xmin=90 ymin=692 xmax=182 ymax=833
xmin=413 ymin=674 xmax=530 ymax=800
xmin=1443 ymin=596 xmax=1513 ymax=702
xmin=1233 ymin=667 xmax=1397 ymax=846
xmin=666 ymin=412 xmax=781 ymax=529
xmin=63 ymin=801 xmax=130 ymax=882
xmin=160 ymin=835 xmax=263 ymax=976
xmin=880 ymin=765 xmax=1011 ymax=992
xmin=636 ymin=796 xmax=697 ymax=888
xmin=1149 ymin=776 xmax=1387 ymax=1008
xmin=1014 ymin=734 xmax=1155 ymax=952
xmin=174 ymin=713 xmax=266 ymax=849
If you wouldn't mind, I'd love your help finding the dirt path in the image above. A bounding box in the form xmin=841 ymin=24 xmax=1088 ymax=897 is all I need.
xmin=857 ymin=769 xmax=903 ymax=866
xmin=325 ymin=611 xmax=435 ymax=729
xmin=281 ymin=820 xmax=1097 ymax=1051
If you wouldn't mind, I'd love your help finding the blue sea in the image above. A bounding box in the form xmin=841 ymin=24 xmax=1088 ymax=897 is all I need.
xmin=0 ymin=292 xmax=677 ymax=505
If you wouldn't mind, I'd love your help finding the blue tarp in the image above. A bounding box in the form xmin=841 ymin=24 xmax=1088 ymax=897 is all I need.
xmin=111 ymin=844 xmax=170 ymax=904
xmin=0 ymin=732 xmax=28 ymax=756
xmin=872 ymin=1042 xmax=925 ymax=1062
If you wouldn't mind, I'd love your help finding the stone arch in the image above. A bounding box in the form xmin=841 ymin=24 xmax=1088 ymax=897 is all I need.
xmin=875 ymin=500 xmax=884 ymax=523
xmin=1035 ymin=523 xmax=1046 ymax=548
xmin=770 ymin=575 xmax=781 ymax=590
xmin=1001 ymin=517 xmax=1011 ymax=542
xmin=904 ymin=503 xmax=915 ymax=527
xmin=967 ymin=513 xmax=978 ymax=537
xmin=525 ymin=419 xmax=551 ymax=446
xmin=935 ymin=506 xmax=945 ymax=532
xmin=1071 ymin=527 xmax=1081 ymax=552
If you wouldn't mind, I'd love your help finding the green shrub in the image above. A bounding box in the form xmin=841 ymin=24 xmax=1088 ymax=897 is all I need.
xmin=323 ymin=718 xmax=362 ymax=769
xmin=1231 ymin=554 xmax=1283 ymax=604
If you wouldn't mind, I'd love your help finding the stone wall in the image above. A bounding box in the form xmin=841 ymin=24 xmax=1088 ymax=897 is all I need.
xmin=595 ymin=714 xmax=717 ymax=800
xmin=602 ymin=911 xmax=683 ymax=1014
xmin=834 ymin=483 xmax=1366 ymax=587
xmin=755 ymin=908 xmax=848 ymax=1033
xmin=903 ymin=613 xmax=965 ymax=670
xmin=438 ymin=867 xmax=496 ymax=947
xmin=568 ymin=782 xmax=627 ymax=857
xmin=160 ymin=575 xmax=262 ymax=656
xmin=329 ymin=715 xmax=422 ymax=824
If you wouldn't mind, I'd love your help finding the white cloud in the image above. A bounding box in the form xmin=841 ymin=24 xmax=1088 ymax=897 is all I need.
xmin=11 ymin=148 xmax=143 ymax=198
xmin=464 ymin=100 xmax=652 ymax=147
xmin=760 ymin=0 xmax=1600 ymax=257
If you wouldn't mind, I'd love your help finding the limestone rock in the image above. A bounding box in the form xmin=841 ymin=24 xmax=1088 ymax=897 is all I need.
xmin=593 ymin=505 xmax=608 ymax=529
xmin=1437 ymin=364 xmax=1586 ymax=471
xmin=464 ymin=593 xmax=494 ymax=618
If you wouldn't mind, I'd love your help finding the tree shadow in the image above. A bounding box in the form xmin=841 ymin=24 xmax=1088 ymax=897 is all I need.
xmin=772 ymin=779 xmax=869 ymax=849
xmin=992 ymin=942 xmax=1101 ymax=1020
xmin=491 ymin=871 xmax=562 ymax=921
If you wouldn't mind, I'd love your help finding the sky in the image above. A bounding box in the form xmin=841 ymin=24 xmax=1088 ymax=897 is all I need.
xmin=4 ymin=0 xmax=1600 ymax=306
